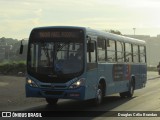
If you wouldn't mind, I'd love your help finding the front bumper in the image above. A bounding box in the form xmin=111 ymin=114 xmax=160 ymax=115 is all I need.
xmin=25 ymin=84 xmax=85 ymax=100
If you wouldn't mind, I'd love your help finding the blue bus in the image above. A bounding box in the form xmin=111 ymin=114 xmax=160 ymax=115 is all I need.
xmin=23 ymin=26 xmax=147 ymax=105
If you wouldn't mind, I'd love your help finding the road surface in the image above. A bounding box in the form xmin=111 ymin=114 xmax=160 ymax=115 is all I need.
xmin=0 ymin=71 xmax=160 ymax=120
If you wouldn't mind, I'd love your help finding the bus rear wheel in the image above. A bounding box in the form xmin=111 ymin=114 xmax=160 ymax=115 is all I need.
xmin=126 ymin=79 xmax=135 ymax=97
xmin=120 ymin=79 xmax=135 ymax=98
xmin=46 ymin=98 xmax=58 ymax=105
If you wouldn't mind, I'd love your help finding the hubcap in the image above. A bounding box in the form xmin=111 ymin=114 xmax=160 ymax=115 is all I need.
xmin=130 ymin=85 xmax=134 ymax=94
xmin=96 ymin=89 xmax=102 ymax=104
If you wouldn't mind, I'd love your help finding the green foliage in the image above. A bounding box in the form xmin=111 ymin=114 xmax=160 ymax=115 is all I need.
xmin=0 ymin=37 xmax=28 ymax=75
xmin=105 ymin=29 xmax=122 ymax=35
xmin=0 ymin=37 xmax=28 ymax=62
xmin=0 ymin=61 xmax=26 ymax=75
xmin=0 ymin=37 xmax=18 ymax=45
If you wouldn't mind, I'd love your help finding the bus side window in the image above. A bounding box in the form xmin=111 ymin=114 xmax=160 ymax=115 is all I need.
xmin=125 ymin=43 xmax=132 ymax=62
xmin=116 ymin=41 xmax=124 ymax=62
xmin=97 ymin=39 xmax=105 ymax=62
xmin=140 ymin=46 xmax=146 ymax=63
xmin=107 ymin=40 xmax=116 ymax=62
xmin=133 ymin=45 xmax=139 ymax=63
xmin=87 ymin=41 xmax=96 ymax=63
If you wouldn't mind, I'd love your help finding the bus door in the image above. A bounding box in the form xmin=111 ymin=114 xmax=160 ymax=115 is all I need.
xmin=85 ymin=40 xmax=98 ymax=99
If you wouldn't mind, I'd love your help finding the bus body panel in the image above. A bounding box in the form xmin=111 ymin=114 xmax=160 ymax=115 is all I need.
xmin=84 ymin=69 xmax=98 ymax=100
xmin=97 ymin=63 xmax=147 ymax=96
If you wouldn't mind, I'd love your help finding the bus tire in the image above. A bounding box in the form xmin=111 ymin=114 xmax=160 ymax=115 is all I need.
xmin=119 ymin=92 xmax=126 ymax=98
xmin=120 ymin=79 xmax=135 ymax=98
xmin=46 ymin=98 xmax=58 ymax=105
xmin=126 ymin=79 xmax=135 ymax=98
xmin=94 ymin=83 xmax=103 ymax=105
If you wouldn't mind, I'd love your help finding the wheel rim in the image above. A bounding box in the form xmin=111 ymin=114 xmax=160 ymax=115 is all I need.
xmin=96 ymin=89 xmax=102 ymax=104
xmin=130 ymin=84 xmax=134 ymax=95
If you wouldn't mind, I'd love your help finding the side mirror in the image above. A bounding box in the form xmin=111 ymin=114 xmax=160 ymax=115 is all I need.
xmin=87 ymin=42 xmax=94 ymax=52
xmin=19 ymin=41 xmax=24 ymax=54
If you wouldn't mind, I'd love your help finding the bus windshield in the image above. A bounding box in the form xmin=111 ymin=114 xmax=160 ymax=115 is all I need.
xmin=28 ymin=40 xmax=84 ymax=77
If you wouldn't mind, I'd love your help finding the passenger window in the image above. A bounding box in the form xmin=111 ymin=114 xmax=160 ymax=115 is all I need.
xmin=117 ymin=41 xmax=124 ymax=62
xmin=125 ymin=43 xmax=132 ymax=62
xmin=140 ymin=46 xmax=146 ymax=63
xmin=87 ymin=40 xmax=96 ymax=63
xmin=133 ymin=45 xmax=139 ymax=63
xmin=97 ymin=39 xmax=105 ymax=62
xmin=107 ymin=40 xmax=116 ymax=62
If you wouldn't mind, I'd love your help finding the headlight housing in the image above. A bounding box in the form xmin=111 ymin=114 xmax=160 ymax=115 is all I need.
xmin=69 ymin=78 xmax=85 ymax=89
xmin=26 ymin=78 xmax=38 ymax=87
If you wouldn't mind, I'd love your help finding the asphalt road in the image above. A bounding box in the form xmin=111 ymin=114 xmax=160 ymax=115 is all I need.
xmin=0 ymin=71 xmax=160 ymax=120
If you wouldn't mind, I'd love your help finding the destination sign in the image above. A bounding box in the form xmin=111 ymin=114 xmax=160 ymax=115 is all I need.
xmin=38 ymin=31 xmax=81 ymax=38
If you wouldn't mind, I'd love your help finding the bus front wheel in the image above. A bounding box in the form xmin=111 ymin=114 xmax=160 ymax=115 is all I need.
xmin=94 ymin=84 xmax=103 ymax=105
xmin=46 ymin=98 xmax=58 ymax=105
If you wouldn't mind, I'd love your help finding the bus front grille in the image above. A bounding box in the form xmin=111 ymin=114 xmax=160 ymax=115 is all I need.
xmin=40 ymin=85 xmax=67 ymax=89
xmin=44 ymin=91 xmax=64 ymax=96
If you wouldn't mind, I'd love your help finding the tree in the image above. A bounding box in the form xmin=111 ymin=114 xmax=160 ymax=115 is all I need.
xmin=105 ymin=29 xmax=122 ymax=35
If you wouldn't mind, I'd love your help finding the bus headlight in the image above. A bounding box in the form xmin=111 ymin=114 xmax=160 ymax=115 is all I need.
xmin=69 ymin=78 xmax=85 ymax=89
xmin=26 ymin=78 xmax=38 ymax=88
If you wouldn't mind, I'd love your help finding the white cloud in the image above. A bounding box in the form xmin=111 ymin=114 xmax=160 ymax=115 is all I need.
xmin=34 ymin=9 xmax=43 ymax=17
xmin=1 ymin=0 xmax=160 ymax=39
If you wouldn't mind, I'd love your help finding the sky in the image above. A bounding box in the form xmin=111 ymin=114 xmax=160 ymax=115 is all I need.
xmin=1 ymin=0 xmax=160 ymax=39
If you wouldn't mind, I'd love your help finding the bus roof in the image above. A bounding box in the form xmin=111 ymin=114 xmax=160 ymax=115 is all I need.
xmin=85 ymin=27 xmax=146 ymax=46
xmin=32 ymin=26 xmax=85 ymax=31
xmin=32 ymin=26 xmax=146 ymax=46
